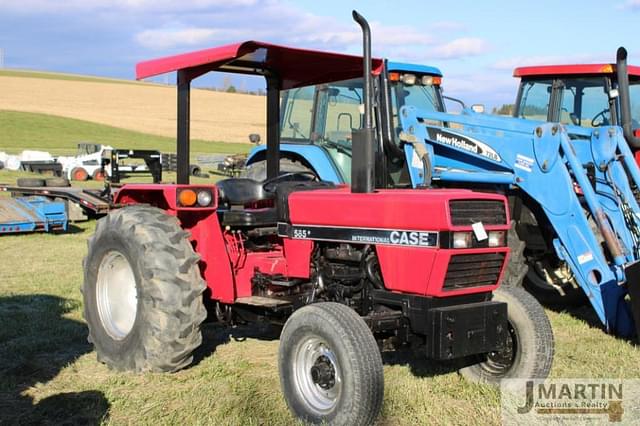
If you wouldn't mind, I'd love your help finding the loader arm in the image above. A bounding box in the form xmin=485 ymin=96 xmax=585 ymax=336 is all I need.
xmin=399 ymin=106 xmax=640 ymax=336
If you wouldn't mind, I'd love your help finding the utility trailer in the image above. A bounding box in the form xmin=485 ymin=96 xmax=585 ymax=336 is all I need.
xmin=0 ymin=184 xmax=110 ymax=221
xmin=0 ymin=196 xmax=67 ymax=234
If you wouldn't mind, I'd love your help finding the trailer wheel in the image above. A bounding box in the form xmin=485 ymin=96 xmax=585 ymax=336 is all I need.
xmin=279 ymin=302 xmax=384 ymax=426
xmin=71 ymin=167 xmax=89 ymax=181
xmin=17 ymin=177 xmax=45 ymax=187
xmin=82 ymin=205 xmax=207 ymax=372
xmin=242 ymin=159 xmax=315 ymax=181
xmin=458 ymin=286 xmax=553 ymax=385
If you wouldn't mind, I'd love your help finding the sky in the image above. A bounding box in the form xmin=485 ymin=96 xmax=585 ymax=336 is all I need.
xmin=1 ymin=0 xmax=640 ymax=108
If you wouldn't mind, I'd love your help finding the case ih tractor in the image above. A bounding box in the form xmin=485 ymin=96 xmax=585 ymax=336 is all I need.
xmin=513 ymin=48 xmax=640 ymax=163
xmin=82 ymin=12 xmax=553 ymax=426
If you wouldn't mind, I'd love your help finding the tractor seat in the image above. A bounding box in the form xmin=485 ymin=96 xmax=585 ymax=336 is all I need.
xmin=216 ymin=178 xmax=276 ymax=227
xmin=216 ymin=178 xmax=274 ymax=206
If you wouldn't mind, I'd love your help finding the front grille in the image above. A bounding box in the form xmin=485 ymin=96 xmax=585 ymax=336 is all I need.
xmin=449 ymin=199 xmax=507 ymax=226
xmin=443 ymin=253 xmax=505 ymax=291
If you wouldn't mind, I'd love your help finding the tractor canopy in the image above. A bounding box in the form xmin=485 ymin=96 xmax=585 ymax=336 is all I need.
xmin=513 ymin=63 xmax=640 ymax=78
xmin=136 ymin=40 xmax=384 ymax=89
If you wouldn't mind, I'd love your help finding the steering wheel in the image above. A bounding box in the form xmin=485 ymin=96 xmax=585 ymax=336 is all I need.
xmin=591 ymin=109 xmax=610 ymax=127
xmin=262 ymin=171 xmax=318 ymax=192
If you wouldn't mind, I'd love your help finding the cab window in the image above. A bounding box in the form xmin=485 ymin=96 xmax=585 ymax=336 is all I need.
xmin=558 ymin=78 xmax=610 ymax=127
xmin=517 ymin=79 xmax=552 ymax=121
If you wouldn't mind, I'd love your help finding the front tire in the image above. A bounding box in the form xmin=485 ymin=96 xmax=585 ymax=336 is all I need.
xmin=279 ymin=303 xmax=384 ymax=426
xmin=458 ymin=286 xmax=554 ymax=385
xmin=83 ymin=205 xmax=207 ymax=372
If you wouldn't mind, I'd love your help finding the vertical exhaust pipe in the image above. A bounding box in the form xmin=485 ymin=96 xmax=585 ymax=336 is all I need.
xmin=351 ymin=10 xmax=375 ymax=193
xmin=616 ymin=47 xmax=640 ymax=148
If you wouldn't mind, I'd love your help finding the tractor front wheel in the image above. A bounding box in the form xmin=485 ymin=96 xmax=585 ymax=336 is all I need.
xmin=458 ymin=286 xmax=554 ymax=385
xmin=279 ymin=303 xmax=384 ymax=426
xmin=82 ymin=205 xmax=207 ymax=372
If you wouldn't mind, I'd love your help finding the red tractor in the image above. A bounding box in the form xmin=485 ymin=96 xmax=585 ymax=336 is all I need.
xmin=82 ymin=12 xmax=553 ymax=425
xmin=513 ymin=47 xmax=640 ymax=163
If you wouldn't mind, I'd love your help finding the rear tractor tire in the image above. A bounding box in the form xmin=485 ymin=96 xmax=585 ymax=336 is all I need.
xmin=279 ymin=302 xmax=384 ymax=426
xmin=82 ymin=205 xmax=207 ymax=372
xmin=458 ymin=286 xmax=554 ymax=385
xmin=45 ymin=177 xmax=71 ymax=187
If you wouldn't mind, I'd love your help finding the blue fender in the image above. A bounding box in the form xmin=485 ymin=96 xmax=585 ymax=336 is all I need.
xmin=246 ymin=144 xmax=345 ymax=183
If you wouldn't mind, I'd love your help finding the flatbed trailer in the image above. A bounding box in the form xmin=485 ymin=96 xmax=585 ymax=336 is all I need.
xmin=0 ymin=184 xmax=111 ymax=220
xmin=0 ymin=196 xmax=67 ymax=234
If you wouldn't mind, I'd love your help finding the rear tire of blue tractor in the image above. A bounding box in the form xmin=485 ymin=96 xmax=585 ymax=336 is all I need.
xmin=458 ymin=286 xmax=554 ymax=385
xmin=279 ymin=302 xmax=384 ymax=426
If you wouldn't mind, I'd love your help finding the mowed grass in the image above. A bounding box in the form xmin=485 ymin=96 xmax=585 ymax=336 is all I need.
xmin=0 ymin=110 xmax=250 ymax=157
xmin=0 ymin=168 xmax=639 ymax=424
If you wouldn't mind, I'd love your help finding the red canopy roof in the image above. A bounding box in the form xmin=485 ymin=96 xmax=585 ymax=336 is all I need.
xmin=513 ymin=63 xmax=640 ymax=78
xmin=136 ymin=40 xmax=384 ymax=90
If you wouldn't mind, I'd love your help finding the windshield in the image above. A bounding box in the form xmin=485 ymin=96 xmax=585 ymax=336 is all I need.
xmin=280 ymin=79 xmax=363 ymax=182
xmin=517 ymin=79 xmax=552 ymax=121
xmin=390 ymin=80 xmax=442 ymax=130
xmin=517 ymin=77 xmax=613 ymax=127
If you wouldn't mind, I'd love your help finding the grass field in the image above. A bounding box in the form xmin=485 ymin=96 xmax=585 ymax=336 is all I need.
xmin=1 ymin=70 xmax=639 ymax=425
xmin=0 ymin=111 xmax=250 ymax=157
xmin=1 ymin=166 xmax=639 ymax=424
xmin=0 ymin=70 xmax=265 ymax=143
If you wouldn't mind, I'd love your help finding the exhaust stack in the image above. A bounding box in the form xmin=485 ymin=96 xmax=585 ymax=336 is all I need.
xmin=350 ymin=10 xmax=375 ymax=193
xmin=616 ymin=47 xmax=640 ymax=148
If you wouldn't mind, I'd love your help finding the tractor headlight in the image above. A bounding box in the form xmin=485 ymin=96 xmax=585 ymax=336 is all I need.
xmin=452 ymin=232 xmax=472 ymax=249
xmin=197 ymin=190 xmax=213 ymax=207
xmin=401 ymin=73 xmax=416 ymax=85
xmin=488 ymin=231 xmax=506 ymax=247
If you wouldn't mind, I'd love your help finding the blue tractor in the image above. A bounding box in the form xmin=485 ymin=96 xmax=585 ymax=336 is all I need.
xmin=243 ymin=58 xmax=640 ymax=337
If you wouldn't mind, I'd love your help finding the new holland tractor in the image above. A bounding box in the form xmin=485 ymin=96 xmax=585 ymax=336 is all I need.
xmin=81 ymin=12 xmax=553 ymax=426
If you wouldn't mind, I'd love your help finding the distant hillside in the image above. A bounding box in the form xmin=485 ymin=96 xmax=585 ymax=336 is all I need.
xmin=0 ymin=69 xmax=265 ymax=144
xmin=0 ymin=111 xmax=250 ymax=156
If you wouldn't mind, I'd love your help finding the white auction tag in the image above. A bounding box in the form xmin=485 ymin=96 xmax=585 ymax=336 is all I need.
xmin=472 ymin=222 xmax=488 ymax=241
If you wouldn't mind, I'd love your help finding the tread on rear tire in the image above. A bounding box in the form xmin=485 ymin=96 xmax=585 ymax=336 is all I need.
xmin=82 ymin=205 xmax=207 ymax=372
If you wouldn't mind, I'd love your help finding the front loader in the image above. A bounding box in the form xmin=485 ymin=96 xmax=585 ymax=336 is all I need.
xmin=81 ymin=11 xmax=553 ymax=426
xmin=398 ymin=104 xmax=640 ymax=337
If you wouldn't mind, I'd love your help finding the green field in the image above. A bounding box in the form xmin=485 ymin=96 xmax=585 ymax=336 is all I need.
xmin=0 ymin=115 xmax=639 ymax=424
xmin=0 ymin=69 xmax=148 ymax=86
xmin=0 ymin=110 xmax=250 ymax=156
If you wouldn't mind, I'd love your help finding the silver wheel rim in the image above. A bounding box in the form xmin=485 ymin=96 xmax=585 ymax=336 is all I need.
xmin=96 ymin=251 xmax=138 ymax=340
xmin=293 ymin=336 xmax=342 ymax=415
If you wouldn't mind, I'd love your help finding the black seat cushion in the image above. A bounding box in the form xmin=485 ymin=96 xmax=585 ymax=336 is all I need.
xmin=222 ymin=208 xmax=278 ymax=227
xmin=217 ymin=178 xmax=274 ymax=206
xmin=275 ymin=181 xmax=336 ymax=222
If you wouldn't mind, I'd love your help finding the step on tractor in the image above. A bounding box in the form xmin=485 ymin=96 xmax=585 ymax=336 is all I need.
xmin=82 ymin=11 xmax=553 ymax=426
xmin=239 ymin=37 xmax=640 ymax=337
xmin=513 ymin=47 xmax=640 ymax=165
